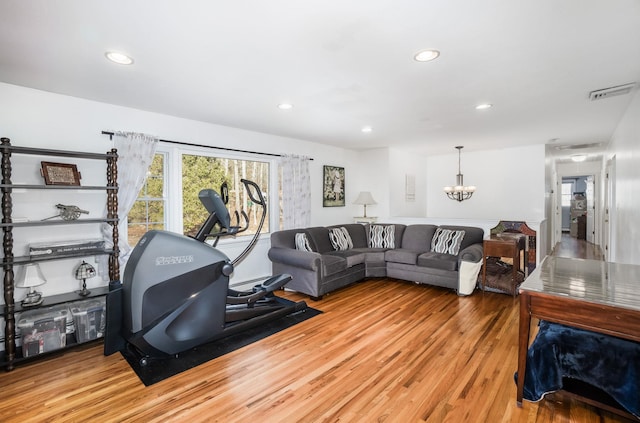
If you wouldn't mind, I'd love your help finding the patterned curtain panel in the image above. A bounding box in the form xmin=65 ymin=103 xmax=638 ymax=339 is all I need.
xmin=279 ymin=155 xmax=311 ymax=229
xmin=100 ymin=132 xmax=158 ymax=280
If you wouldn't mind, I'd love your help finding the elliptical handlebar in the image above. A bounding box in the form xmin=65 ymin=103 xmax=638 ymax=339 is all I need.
xmin=232 ymin=178 xmax=266 ymax=265
xmin=240 ymin=178 xmax=266 ymax=207
xmin=194 ymin=179 xmax=266 ymax=266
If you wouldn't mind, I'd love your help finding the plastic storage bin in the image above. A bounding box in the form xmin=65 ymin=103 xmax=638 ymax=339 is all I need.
xmin=17 ymin=305 xmax=69 ymax=357
xmin=70 ymin=297 xmax=105 ymax=343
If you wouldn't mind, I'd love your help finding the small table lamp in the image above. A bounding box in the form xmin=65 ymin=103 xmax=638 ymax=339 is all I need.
xmin=75 ymin=260 xmax=96 ymax=297
xmin=16 ymin=263 xmax=47 ymax=307
xmin=354 ymin=191 xmax=377 ymax=218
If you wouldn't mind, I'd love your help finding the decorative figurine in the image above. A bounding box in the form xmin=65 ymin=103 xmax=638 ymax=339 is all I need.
xmin=42 ymin=204 xmax=90 ymax=221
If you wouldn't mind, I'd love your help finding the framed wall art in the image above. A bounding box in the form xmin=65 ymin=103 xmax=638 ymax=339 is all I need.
xmin=323 ymin=165 xmax=345 ymax=207
xmin=40 ymin=161 xmax=81 ymax=186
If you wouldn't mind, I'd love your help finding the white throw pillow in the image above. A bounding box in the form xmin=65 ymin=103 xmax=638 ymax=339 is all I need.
xmin=369 ymin=225 xmax=395 ymax=248
xmin=328 ymin=227 xmax=353 ymax=251
xmin=295 ymin=232 xmax=314 ymax=252
xmin=431 ymin=228 xmax=465 ymax=255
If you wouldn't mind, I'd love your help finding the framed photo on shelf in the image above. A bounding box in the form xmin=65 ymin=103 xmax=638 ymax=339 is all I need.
xmin=323 ymin=165 xmax=345 ymax=207
xmin=40 ymin=162 xmax=81 ymax=186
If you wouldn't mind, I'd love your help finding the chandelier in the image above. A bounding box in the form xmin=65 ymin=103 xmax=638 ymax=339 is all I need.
xmin=443 ymin=146 xmax=476 ymax=202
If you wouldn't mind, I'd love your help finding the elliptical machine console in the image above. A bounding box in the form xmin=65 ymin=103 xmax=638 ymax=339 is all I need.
xmin=104 ymin=179 xmax=306 ymax=364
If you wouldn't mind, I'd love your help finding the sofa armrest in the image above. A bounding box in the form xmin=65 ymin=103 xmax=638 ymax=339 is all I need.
xmin=458 ymin=243 xmax=484 ymax=263
xmin=268 ymin=247 xmax=321 ymax=271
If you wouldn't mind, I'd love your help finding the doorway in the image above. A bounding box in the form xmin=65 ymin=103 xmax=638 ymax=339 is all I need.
xmin=554 ymin=166 xmax=600 ymax=254
xmin=561 ymin=175 xmax=592 ymax=241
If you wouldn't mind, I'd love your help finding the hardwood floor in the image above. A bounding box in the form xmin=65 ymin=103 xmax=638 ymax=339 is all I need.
xmin=0 ymin=273 xmax=632 ymax=422
xmin=552 ymin=233 xmax=603 ymax=260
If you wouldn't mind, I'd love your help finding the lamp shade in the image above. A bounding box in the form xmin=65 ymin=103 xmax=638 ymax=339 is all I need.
xmin=354 ymin=191 xmax=377 ymax=218
xmin=74 ymin=261 xmax=96 ymax=281
xmin=354 ymin=191 xmax=377 ymax=205
xmin=16 ymin=263 xmax=47 ymax=307
xmin=75 ymin=260 xmax=96 ymax=297
xmin=16 ymin=263 xmax=47 ymax=289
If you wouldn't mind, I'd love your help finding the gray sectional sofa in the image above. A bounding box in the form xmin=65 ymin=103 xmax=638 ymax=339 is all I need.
xmin=268 ymin=223 xmax=484 ymax=300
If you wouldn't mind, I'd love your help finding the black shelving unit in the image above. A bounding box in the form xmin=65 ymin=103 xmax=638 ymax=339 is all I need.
xmin=0 ymin=137 xmax=119 ymax=371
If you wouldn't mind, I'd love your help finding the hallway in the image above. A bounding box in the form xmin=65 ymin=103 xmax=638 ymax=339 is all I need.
xmin=552 ymin=233 xmax=603 ymax=261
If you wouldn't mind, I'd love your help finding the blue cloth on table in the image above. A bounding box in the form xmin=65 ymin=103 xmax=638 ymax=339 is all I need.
xmin=516 ymin=320 xmax=640 ymax=418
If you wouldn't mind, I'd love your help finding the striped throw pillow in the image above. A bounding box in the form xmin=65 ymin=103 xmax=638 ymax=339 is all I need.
xmin=431 ymin=228 xmax=465 ymax=255
xmin=328 ymin=227 xmax=353 ymax=251
xmin=295 ymin=233 xmax=314 ymax=252
xmin=369 ymin=225 xmax=395 ymax=248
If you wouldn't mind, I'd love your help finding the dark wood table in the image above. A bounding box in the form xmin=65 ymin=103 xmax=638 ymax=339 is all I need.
xmin=482 ymin=235 xmax=525 ymax=297
xmin=517 ymin=256 xmax=640 ymax=419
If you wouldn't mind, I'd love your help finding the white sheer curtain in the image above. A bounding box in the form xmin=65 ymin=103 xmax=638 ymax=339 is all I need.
xmin=279 ymin=155 xmax=311 ymax=229
xmin=100 ymin=132 xmax=158 ymax=280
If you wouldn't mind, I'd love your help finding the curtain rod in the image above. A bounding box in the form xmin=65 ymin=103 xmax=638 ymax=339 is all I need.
xmin=101 ymin=131 xmax=313 ymax=160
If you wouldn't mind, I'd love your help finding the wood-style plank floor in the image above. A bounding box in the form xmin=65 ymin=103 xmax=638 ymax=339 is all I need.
xmin=552 ymin=233 xmax=604 ymax=260
xmin=0 ymin=237 xmax=629 ymax=422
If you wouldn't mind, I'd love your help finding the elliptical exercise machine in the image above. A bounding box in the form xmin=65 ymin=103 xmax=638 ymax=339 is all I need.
xmin=104 ymin=179 xmax=306 ymax=365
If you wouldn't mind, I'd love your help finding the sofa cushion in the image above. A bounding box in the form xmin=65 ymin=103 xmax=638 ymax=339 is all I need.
xmin=326 ymin=250 xmax=365 ymax=267
xmin=339 ymin=224 xmax=368 ymax=248
xmin=305 ymin=227 xmax=333 ymax=253
xmin=385 ymin=248 xmax=420 ymax=265
xmin=295 ymin=232 xmax=314 ymax=252
xmin=417 ymin=252 xmax=458 ymax=271
xmin=431 ymin=228 xmax=465 ymax=255
xmin=369 ymin=224 xmax=395 ymax=248
xmin=439 ymin=225 xmax=484 ymax=251
xmin=351 ymin=248 xmax=386 ymax=263
xmin=329 ymin=227 xmax=353 ymax=251
xmin=401 ymin=224 xmax=437 ymax=251
xmin=322 ymin=255 xmax=348 ymax=276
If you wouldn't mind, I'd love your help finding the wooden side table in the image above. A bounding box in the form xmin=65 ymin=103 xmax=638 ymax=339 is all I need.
xmin=482 ymin=236 xmax=525 ymax=297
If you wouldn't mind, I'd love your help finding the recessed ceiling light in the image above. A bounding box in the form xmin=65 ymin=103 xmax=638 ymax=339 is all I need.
xmin=475 ymin=103 xmax=493 ymax=110
xmin=571 ymin=154 xmax=587 ymax=162
xmin=414 ymin=49 xmax=440 ymax=62
xmin=361 ymin=126 xmax=373 ymax=133
xmin=105 ymin=51 xmax=134 ymax=65
xmin=277 ymin=103 xmax=293 ymax=110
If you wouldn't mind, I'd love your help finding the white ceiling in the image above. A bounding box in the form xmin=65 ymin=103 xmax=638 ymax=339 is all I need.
xmin=1 ymin=0 xmax=639 ymax=158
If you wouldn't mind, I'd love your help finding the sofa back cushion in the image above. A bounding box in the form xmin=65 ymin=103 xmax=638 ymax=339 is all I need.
xmin=439 ymin=225 xmax=484 ymax=251
xmin=400 ymin=224 xmax=438 ymax=251
xmin=305 ymin=226 xmax=333 ymax=253
xmin=270 ymin=228 xmax=301 ymax=249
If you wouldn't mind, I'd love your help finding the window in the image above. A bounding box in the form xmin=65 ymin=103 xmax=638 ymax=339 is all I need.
xmin=561 ymin=182 xmax=574 ymax=207
xmin=127 ymin=153 xmax=166 ymax=246
xmin=181 ymin=154 xmax=270 ymax=238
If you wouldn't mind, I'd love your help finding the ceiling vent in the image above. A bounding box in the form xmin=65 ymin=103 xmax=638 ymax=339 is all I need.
xmin=589 ymin=83 xmax=636 ymax=101
xmin=554 ymin=142 xmax=603 ymax=151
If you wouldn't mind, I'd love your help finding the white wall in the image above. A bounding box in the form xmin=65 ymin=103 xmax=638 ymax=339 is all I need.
xmin=350 ymin=148 xmax=390 ymax=221
xmin=544 ymin=153 xmax=556 ymax=256
xmin=426 ymin=144 xmax=546 ymax=223
xmin=607 ymin=88 xmax=640 ymax=265
xmin=0 ymin=82 xmax=362 ymax=298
